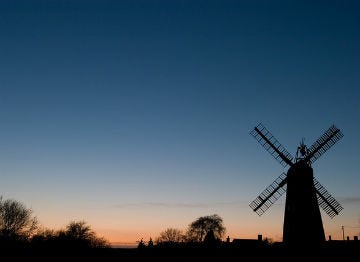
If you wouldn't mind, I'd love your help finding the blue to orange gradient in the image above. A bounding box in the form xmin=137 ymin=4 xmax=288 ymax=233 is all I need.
xmin=0 ymin=1 xmax=359 ymax=246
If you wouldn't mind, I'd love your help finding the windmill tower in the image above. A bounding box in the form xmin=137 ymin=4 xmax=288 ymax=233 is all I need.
xmin=249 ymin=124 xmax=343 ymax=246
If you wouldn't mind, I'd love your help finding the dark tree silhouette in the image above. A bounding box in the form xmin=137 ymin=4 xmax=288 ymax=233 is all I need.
xmin=156 ymin=228 xmax=184 ymax=244
xmin=65 ymin=221 xmax=93 ymax=240
xmin=137 ymin=238 xmax=145 ymax=248
xmin=186 ymin=214 xmax=225 ymax=242
xmin=148 ymin=237 xmax=153 ymax=247
xmin=31 ymin=228 xmax=58 ymax=246
xmin=63 ymin=220 xmax=109 ymax=248
xmin=31 ymin=222 xmax=109 ymax=250
xmin=204 ymin=229 xmax=216 ymax=242
xmin=0 ymin=196 xmax=38 ymax=240
xmin=203 ymin=229 xmax=220 ymax=248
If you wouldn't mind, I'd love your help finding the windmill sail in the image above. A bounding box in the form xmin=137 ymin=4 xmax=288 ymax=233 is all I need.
xmin=250 ymin=173 xmax=287 ymax=216
xmin=313 ymin=178 xmax=343 ymax=218
xmin=305 ymin=125 xmax=343 ymax=164
xmin=250 ymin=123 xmax=294 ymax=167
xmin=249 ymin=123 xmax=344 ymax=246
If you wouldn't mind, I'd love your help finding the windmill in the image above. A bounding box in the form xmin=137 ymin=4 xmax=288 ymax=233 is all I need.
xmin=249 ymin=123 xmax=343 ymax=246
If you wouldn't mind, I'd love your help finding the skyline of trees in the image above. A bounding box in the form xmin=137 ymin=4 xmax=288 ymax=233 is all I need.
xmin=0 ymin=195 xmax=228 ymax=247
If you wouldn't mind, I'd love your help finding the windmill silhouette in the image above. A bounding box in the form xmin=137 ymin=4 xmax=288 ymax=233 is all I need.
xmin=249 ymin=123 xmax=343 ymax=246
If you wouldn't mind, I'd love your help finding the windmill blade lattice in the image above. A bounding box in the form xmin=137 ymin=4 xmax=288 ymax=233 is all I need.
xmin=250 ymin=123 xmax=294 ymax=168
xmin=313 ymin=178 xmax=343 ymax=218
xmin=250 ymin=173 xmax=287 ymax=216
xmin=305 ymin=125 xmax=343 ymax=164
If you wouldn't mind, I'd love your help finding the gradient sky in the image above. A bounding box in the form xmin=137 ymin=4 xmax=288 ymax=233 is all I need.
xmin=0 ymin=0 xmax=359 ymax=245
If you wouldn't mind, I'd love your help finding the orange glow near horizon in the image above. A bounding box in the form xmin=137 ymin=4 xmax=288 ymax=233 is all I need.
xmin=36 ymin=215 xmax=359 ymax=247
xmin=94 ymin=223 xmax=358 ymax=246
xmin=35 ymin=197 xmax=360 ymax=246
xmin=36 ymin=209 xmax=360 ymax=246
xmin=92 ymin=216 xmax=358 ymax=245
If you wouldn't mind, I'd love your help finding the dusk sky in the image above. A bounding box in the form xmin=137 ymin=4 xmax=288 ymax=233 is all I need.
xmin=1 ymin=0 xmax=359 ymax=245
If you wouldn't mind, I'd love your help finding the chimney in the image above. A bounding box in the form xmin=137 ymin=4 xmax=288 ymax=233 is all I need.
xmin=328 ymin=235 xmax=331 ymax=241
xmin=354 ymin=236 xmax=358 ymax=241
xmin=226 ymin=236 xmax=230 ymax=243
xmin=258 ymin=234 xmax=262 ymax=241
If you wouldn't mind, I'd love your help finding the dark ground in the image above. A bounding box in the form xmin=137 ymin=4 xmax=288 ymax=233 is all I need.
xmin=1 ymin=241 xmax=359 ymax=262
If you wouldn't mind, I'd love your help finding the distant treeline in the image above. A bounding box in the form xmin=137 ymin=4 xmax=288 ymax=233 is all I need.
xmin=0 ymin=196 xmax=229 ymax=249
xmin=1 ymin=196 xmax=359 ymax=261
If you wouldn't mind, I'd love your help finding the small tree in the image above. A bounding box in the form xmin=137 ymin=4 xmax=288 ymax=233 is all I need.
xmin=65 ymin=221 xmax=93 ymax=240
xmin=156 ymin=228 xmax=184 ymax=244
xmin=0 ymin=196 xmax=38 ymax=240
xmin=186 ymin=214 xmax=225 ymax=242
xmin=64 ymin=220 xmax=109 ymax=248
xmin=137 ymin=238 xmax=145 ymax=248
xmin=147 ymin=237 xmax=153 ymax=247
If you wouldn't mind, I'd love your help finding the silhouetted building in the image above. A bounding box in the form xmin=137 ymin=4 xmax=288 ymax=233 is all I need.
xmin=231 ymin=235 xmax=264 ymax=249
xmin=249 ymin=124 xmax=344 ymax=247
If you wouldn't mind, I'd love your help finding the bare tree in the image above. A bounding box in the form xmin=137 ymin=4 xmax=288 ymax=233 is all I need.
xmin=65 ymin=220 xmax=93 ymax=240
xmin=186 ymin=214 xmax=225 ymax=242
xmin=156 ymin=228 xmax=184 ymax=244
xmin=0 ymin=196 xmax=38 ymax=240
xmin=64 ymin=220 xmax=109 ymax=247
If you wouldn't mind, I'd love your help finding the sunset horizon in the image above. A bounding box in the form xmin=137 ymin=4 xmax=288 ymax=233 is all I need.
xmin=1 ymin=0 xmax=359 ymax=253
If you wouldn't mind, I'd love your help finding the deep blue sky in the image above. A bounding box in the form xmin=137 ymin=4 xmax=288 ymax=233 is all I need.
xmin=0 ymin=0 xmax=359 ymax=243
